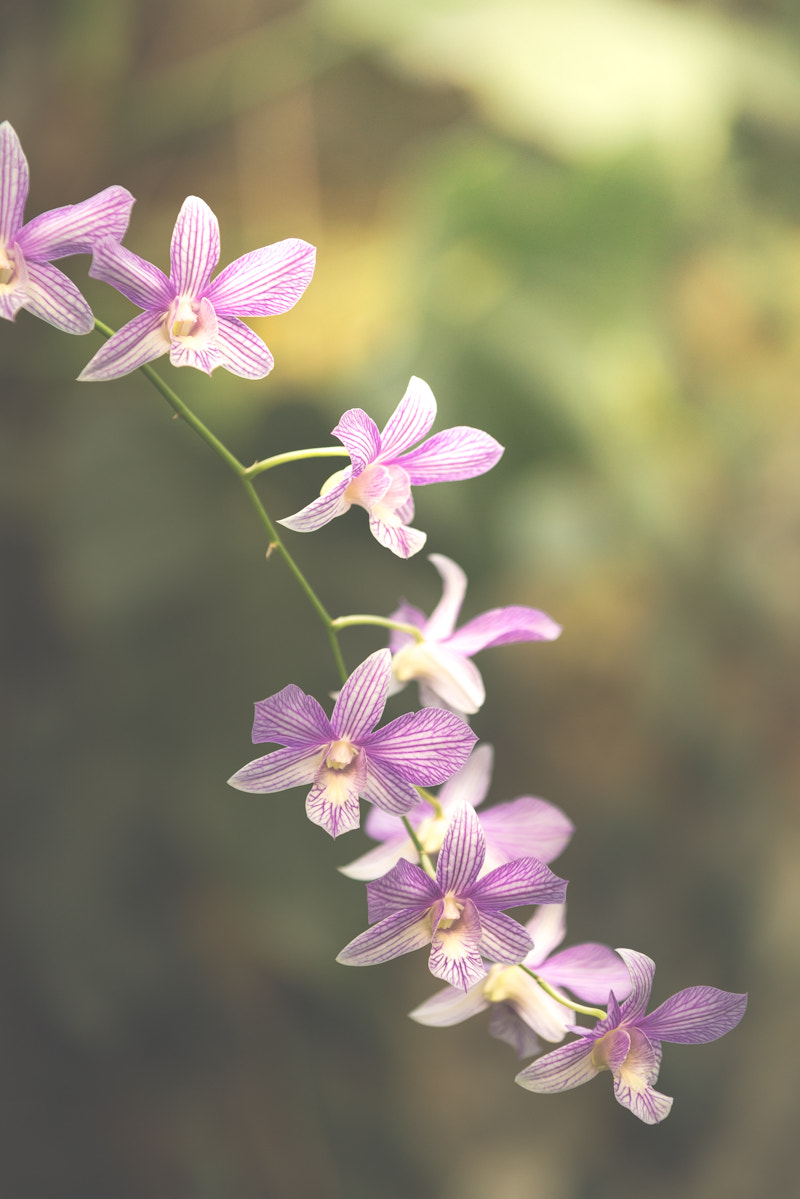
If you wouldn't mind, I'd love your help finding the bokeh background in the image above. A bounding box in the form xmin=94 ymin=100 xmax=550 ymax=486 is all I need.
xmin=2 ymin=0 xmax=798 ymax=1195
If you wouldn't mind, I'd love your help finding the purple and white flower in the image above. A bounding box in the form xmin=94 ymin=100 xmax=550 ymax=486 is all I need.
xmin=78 ymin=195 xmax=315 ymax=381
xmin=336 ymin=802 xmax=567 ymax=991
xmin=228 ymin=649 xmax=477 ymax=838
xmin=0 ymin=120 xmax=134 ymax=333
xmin=278 ymin=377 xmax=504 ymax=558
xmin=410 ymin=903 xmax=631 ymax=1058
xmin=388 ymin=554 xmax=561 ymax=713
xmin=340 ymin=742 xmax=574 ymax=881
xmin=515 ymin=948 xmax=747 ymax=1124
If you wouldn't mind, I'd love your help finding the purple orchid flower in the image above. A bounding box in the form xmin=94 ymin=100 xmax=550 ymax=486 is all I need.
xmin=410 ymin=903 xmax=631 ymax=1058
xmin=0 ymin=120 xmax=134 ymax=333
xmin=228 ymin=649 xmax=477 ymax=838
xmin=339 ymin=742 xmax=574 ymax=881
xmin=336 ymin=802 xmax=568 ymax=991
xmin=78 ymin=195 xmax=315 ymax=381
xmin=278 ymin=377 xmax=504 ymax=558
xmin=388 ymin=554 xmax=561 ymax=714
xmin=515 ymin=948 xmax=747 ymax=1124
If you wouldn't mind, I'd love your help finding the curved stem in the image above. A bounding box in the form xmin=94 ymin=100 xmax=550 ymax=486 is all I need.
xmin=518 ymin=965 xmax=606 ymax=1021
xmin=92 ymin=320 xmax=348 ymax=685
xmin=414 ymin=786 xmax=444 ymax=819
xmin=332 ymin=615 xmax=425 ymax=643
xmin=402 ymin=816 xmax=436 ymax=879
xmin=245 ymin=446 xmax=350 ymax=477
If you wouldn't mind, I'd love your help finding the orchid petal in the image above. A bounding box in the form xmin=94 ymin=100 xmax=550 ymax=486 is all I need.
xmin=435 ymin=802 xmax=485 ymax=894
xmin=332 ymin=408 xmax=381 ymax=474
xmin=613 ymin=1076 xmax=673 ymax=1125
xmin=387 ymin=601 xmax=427 ymax=654
xmin=204 ymin=238 xmax=315 ymax=315
xmin=446 ymin=605 xmax=562 ymax=657
xmin=305 ymin=779 xmax=361 ymax=838
xmin=515 ymin=1037 xmax=599 ymax=1094
xmin=498 ymin=970 xmax=573 ymax=1042
xmin=425 ymin=554 xmax=468 ymax=640
xmin=638 ymin=986 xmax=748 ymax=1045
xmin=22 ymin=260 xmax=94 ymax=334
xmin=379 ymin=376 xmax=437 ymax=458
xmin=338 ymin=836 xmax=409 ymax=882
xmin=88 ymin=238 xmax=173 ymax=310
xmin=0 ymin=121 xmax=28 ymax=241
xmin=215 ymin=315 xmax=274 ymax=379
xmin=616 ymin=949 xmax=656 ymax=1024
xmin=170 ymin=196 xmax=219 ymax=294
xmin=393 ymin=641 xmax=485 ymax=714
xmin=399 ymin=426 xmax=503 ymax=484
xmin=477 ymin=910 xmax=534 ymax=964
xmin=227 ymin=744 xmax=322 ymax=793
xmin=479 ymin=797 xmax=575 ymax=868
xmin=366 ymin=857 xmax=439 ymax=922
xmin=19 ymin=186 xmax=135 ymax=260
xmin=612 ymin=1029 xmax=673 ymax=1124
xmin=336 ymin=906 xmax=433 ymax=967
xmin=410 ymin=982 xmax=489 ymax=1027
xmin=361 ymin=756 xmax=421 ymax=816
xmin=429 ymin=897 xmax=486 ymax=990
xmin=539 ymin=943 xmax=633 ymax=1005
xmin=278 ymin=475 xmax=351 ymax=533
xmin=593 ymin=1027 xmax=632 ymax=1073
xmin=78 ymin=309 xmax=170 ymax=381
xmin=489 ymin=1005 xmax=544 ymax=1058
xmin=365 ymin=708 xmax=477 ymax=785
xmin=168 ymin=297 xmax=222 ymax=374
xmin=367 ymin=512 xmax=427 ymax=558
xmin=331 ymin=649 xmax=390 ymax=740
xmin=439 ymin=743 xmax=494 ymax=812
xmin=524 ymin=903 xmax=568 ymax=965
xmin=251 ymin=684 xmax=331 ymax=747
xmin=470 ymin=857 xmax=567 ymax=910
xmin=364 ymin=803 xmax=416 ymax=842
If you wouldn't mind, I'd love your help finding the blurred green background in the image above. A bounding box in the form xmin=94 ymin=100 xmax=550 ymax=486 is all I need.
xmin=1 ymin=0 xmax=797 ymax=1195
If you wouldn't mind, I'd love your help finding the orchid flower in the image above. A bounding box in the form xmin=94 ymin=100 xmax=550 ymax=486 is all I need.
xmin=410 ymin=903 xmax=631 ymax=1058
xmin=387 ymin=554 xmax=561 ymax=714
xmin=278 ymin=377 xmax=503 ymax=558
xmin=78 ymin=195 xmax=315 ymax=381
xmin=336 ymin=802 xmax=567 ymax=991
xmin=515 ymin=948 xmax=747 ymax=1124
xmin=0 ymin=120 xmax=134 ymax=333
xmin=340 ymin=743 xmax=574 ymax=881
xmin=228 ymin=649 xmax=476 ymax=838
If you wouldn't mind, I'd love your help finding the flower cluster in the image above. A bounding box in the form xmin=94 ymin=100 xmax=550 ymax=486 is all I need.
xmin=2 ymin=119 xmax=747 ymax=1128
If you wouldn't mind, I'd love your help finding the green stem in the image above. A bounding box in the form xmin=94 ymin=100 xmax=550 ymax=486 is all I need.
xmin=93 ymin=319 xmax=348 ymax=685
xmin=245 ymin=446 xmax=350 ymax=477
xmin=332 ymin=615 xmax=425 ymax=642
xmin=402 ymin=816 xmax=436 ymax=879
xmin=414 ymin=786 xmax=444 ymax=819
xmin=518 ymin=965 xmax=606 ymax=1021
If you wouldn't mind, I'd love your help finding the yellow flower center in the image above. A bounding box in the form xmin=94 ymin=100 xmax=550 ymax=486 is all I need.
xmin=325 ymin=738 xmax=358 ymax=770
xmin=170 ymin=296 xmax=197 ymax=338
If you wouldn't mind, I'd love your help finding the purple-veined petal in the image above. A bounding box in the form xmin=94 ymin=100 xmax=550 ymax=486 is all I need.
xmin=480 ymin=797 xmax=575 ymax=868
xmin=429 ymin=896 xmax=486 ymax=990
xmin=539 ymin=943 xmax=632 ymax=1005
xmin=278 ymin=475 xmax=351 ymax=533
xmin=0 ymin=285 xmax=25 ymax=322
xmin=400 ymin=426 xmax=504 ymax=484
xmin=365 ymin=708 xmax=477 ymax=785
xmin=592 ymin=1026 xmax=632 ymax=1073
xmin=446 ymin=605 xmax=562 ymax=657
xmin=338 ymin=835 xmax=409 ymax=881
xmin=439 ymin=742 xmax=494 ymax=812
xmin=215 ymin=314 xmax=274 ymax=379
xmin=470 ymin=856 xmax=567 ymax=910
xmin=364 ymin=802 xmax=417 ymax=842
xmin=19 ymin=186 xmax=135 ymax=260
xmin=515 ymin=1036 xmax=599 ymax=1094
xmin=168 ymin=304 xmax=223 ymax=374
xmin=0 ymin=121 xmax=28 ymax=241
xmin=227 ymin=744 xmax=322 ymax=793
xmin=494 ymin=966 xmax=573 ymax=1042
xmin=489 ymin=1005 xmax=544 ymax=1058
xmin=78 ymin=309 xmax=170 ymax=381
xmin=425 ymin=554 xmax=468 ymax=640
xmin=612 ymin=1028 xmax=672 ymax=1124
xmin=392 ymin=640 xmax=485 ymax=714
xmin=379 ymin=376 xmax=437 ymax=458
xmin=331 ymin=649 xmax=390 ymax=741
xmin=336 ymin=906 xmax=433 ymax=967
xmin=305 ymin=777 xmax=361 ymax=838
xmin=613 ymin=1075 xmax=673 ymax=1125
xmin=21 ymin=260 xmax=94 ymax=334
xmin=410 ymin=981 xmax=489 ymax=1026
xmin=361 ymin=756 xmax=421 ymax=815
xmin=524 ymin=903 xmax=568 ymax=966
xmin=251 ymin=684 xmax=331 ymax=747
xmin=368 ymin=511 xmax=427 ymax=558
xmin=435 ymin=802 xmax=485 ymax=894
xmin=204 ymin=238 xmax=315 ymax=315
xmin=616 ymin=949 xmax=655 ymax=1024
xmin=477 ymin=910 xmax=534 ymax=964
xmin=170 ymin=196 xmax=219 ymax=295
xmin=387 ymin=601 xmax=427 ymax=654
xmin=366 ymin=857 xmax=439 ymax=922
xmin=638 ymin=986 xmax=748 ymax=1045
xmin=332 ymin=408 xmax=381 ymax=474
xmin=88 ymin=238 xmax=173 ymax=310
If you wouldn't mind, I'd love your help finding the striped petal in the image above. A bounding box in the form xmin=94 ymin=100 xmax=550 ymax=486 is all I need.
xmin=88 ymin=238 xmax=173 ymax=310
xmin=515 ymin=1036 xmax=599 ymax=1094
xmin=476 ymin=910 xmax=534 ymax=964
xmin=332 ymin=408 xmax=382 ymax=474
xmin=446 ymin=605 xmax=562 ymax=656
xmin=332 ymin=649 xmax=390 ymax=740
xmin=617 ymin=949 xmax=655 ymax=1024
xmin=366 ymin=857 xmax=438 ymax=922
xmin=78 ymin=309 xmax=170 ymax=381
xmin=435 ymin=802 xmax=485 ymax=894
xmin=361 ymin=756 xmax=421 ymax=816
xmin=638 ymin=985 xmax=748 ymax=1045
xmin=212 ymin=314 xmax=276 ymax=378
xmin=0 ymin=121 xmax=28 ymax=242
xmin=227 ymin=744 xmax=322 ymax=793
xmin=251 ymin=684 xmax=331 ymax=746
xmin=366 ymin=709 xmax=477 ymax=785
xmin=170 ymin=196 xmax=219 ymax=294
xmin=470 ymin=857 xmax=567 ymax=910
xmin=429 ymin=897 xmax=486 ymax=990
xmin=278 ymin=475 xmax=351 ymax=533
xmin=205 ymin=238 xmax=315 ymax=315
xmin=305 ymin=774 xmax=362 ymax=838
xmin=21 ymin=259 xmax=94 ymax=334
xmin=379 ymin=376 xmax=437 ymax=458
xmin=368 ymin=512 xmax=427 ymax=559
xmin=336 ymin=906 xmax=433 ymax=967
xmin=400 ymin=426 xmax=503 ymax=484
xmin=439 ymin=742 xmax=494 ymax=812
xmin=19 ymin=185 xmax=135 ymax=260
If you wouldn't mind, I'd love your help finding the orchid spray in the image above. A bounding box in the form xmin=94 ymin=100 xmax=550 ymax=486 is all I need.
xmin=3 ymin=119 xmax=746 ymax=1128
